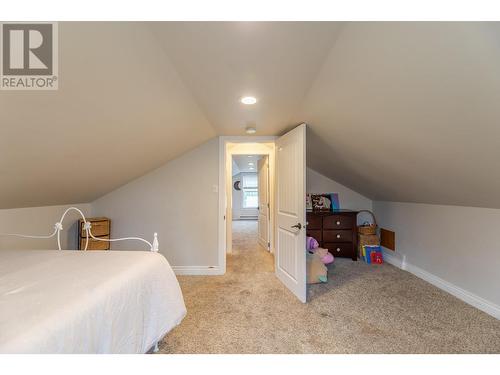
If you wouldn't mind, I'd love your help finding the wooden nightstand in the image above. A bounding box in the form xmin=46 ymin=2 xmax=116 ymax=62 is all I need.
xmin=78 ymin=217 xmax=111 ymax=250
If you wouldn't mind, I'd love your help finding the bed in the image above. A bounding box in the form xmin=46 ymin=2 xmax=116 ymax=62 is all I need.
xmin=0 ymin=248 xmax=186 ymax=353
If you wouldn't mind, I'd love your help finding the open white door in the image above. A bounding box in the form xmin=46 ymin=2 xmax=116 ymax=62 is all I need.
xmin=257 ymin=156 xmax=270 ymax=250
xmin=275 ymin=124 xmax=306 ymax=303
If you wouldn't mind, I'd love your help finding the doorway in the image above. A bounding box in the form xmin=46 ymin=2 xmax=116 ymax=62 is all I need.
xmin=218 ymin=125 xmax=307 ymax=302
xmin=231 ymin=154 xmax=271 ymax=260
xmin=221 ymin=139 xmax=276 ymax=256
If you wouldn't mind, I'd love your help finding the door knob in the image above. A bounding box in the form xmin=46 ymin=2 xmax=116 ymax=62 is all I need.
xmin=291 ymin=223 xmax=302 ymax=230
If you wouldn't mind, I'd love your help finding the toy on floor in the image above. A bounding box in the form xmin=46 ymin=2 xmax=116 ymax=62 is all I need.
xmin=371 ymin=251 xmax=383 ymax=264
xmin=306 ymin=236 xmax=334 ymax=265
xmin=362 ymin=245 xmax=383 ymax=264
xmin=307 ymin=250 xmax=328 ymax=284
xmin=315 ymin=247 xmax=334 ymax=265
xmin=306 ymin=236 xmax=319 ymax=250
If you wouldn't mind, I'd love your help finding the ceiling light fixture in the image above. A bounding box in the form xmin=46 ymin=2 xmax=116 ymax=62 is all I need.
xmin=241 ymin=96 xmax=257 ymax=105
xmin=245 ymin=126 xmax=257 ymax=134
xmin=248 ymin=162 xmax=254 ymax=166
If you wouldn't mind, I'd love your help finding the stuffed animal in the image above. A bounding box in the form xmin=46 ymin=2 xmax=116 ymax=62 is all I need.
xmin=307 ymin=250 xmax=327 ymax=284
xmin=307 ymin=236 xmax=334 ymax=265
xmin=316 ymin=247 xmax=334 ymax=265
xmin=306 ymin=236 xmax=319 ymax=250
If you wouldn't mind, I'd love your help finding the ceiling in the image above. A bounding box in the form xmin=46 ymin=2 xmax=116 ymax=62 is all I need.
xmin=300 ymin=22 xmax=500 ymax=208
xmin=0 ymin=22 xmax=215 ymax=208
xmin=150 ymin=22 xmax=342 ymax=136
xmin=2 ymin=22 xmax=500 ymax=209
xmin=232 ymin=155 xmax=262 ymax=175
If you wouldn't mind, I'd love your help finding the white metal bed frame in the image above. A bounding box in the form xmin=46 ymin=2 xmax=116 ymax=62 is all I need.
xmin=0 ymin=206 xmax=161 ymax=352
xmin=0 ymin=206 xmax=159 ymax=252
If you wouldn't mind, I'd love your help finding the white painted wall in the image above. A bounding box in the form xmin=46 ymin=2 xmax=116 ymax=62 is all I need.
xmin=232 ymin=172 xmax=258 ymax=220
xmin=232 ymin=173 xmax=243 ymax=219
xmin=0 ymin=203 xmax=91 ymax=250
xmin=373 ymin=201 xmax=500 ymax=317
xmin=306 ymin=168 xmax=373 ymax=224
xmin=91 ymin=138 xmax=220 ymax=270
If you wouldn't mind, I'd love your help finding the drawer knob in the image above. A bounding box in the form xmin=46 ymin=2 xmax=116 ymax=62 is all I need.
xmin=336 ymin=234 xmax=341 ymax=238
xmin=336 ymin=221 xmax=341 ymax=225
xmin=336 ymin=248 xmax=341 ymax=252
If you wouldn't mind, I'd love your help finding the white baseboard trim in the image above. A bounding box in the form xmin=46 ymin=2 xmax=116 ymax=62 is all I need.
xmin=382 ymin=249 xmax=500 ymax=320
xmin=172 ymin=266 xmax=224 ymax=276
xmin=381 ymin=249 xmax=404 ymax=269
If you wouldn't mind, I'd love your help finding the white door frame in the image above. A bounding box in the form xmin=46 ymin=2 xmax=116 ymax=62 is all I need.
xmin=257 ymin=155 xmax=271 ymax=250
xmin=218 ymin=136 xmax=277 ymax=274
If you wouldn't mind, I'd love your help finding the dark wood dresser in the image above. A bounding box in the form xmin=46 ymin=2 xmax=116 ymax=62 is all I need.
xmin=306 ymin=210 xmax=358 ymax=261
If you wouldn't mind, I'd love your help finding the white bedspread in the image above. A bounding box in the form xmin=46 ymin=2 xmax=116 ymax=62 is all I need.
xmin=0 ymin=249 xmax=186 ymax=353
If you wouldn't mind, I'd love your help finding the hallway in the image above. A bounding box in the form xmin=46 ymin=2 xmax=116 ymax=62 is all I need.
xmin=229 ymin=220 xmax=274 ymax=274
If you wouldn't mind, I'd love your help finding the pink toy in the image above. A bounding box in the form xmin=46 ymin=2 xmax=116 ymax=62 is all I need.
xmin=306 ymin=236 xmax=319 ymax=250
xmin=315 ymin=247 xmax=335 ymax=265
xmin=306 ymin=237 xmax=334 ymax=265
xmin=321 ymin=252 xmax=334 ymax=265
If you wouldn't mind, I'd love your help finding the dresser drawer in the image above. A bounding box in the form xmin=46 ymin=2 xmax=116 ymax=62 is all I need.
xmin=323 ymin=215 xmax=354 ymax=229
xmin=306 ymin=213 xmax=322 ymax=230
xmin=323 ymin=230 xmax=353 ymax=243
xmin=79 ymin=235 xmax=110 ymax=250
xmin=323 ymin=243 xmax=353 ymax=258
xmin=80 ymin=220 xmax=110 ymax=237
xmin=306 ymin=229 xmax=322 ymax=243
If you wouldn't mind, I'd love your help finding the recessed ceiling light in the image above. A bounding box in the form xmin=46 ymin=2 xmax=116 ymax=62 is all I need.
xmin=245 ymin=126 xmax=257 ymax=134
xmin=241 ymin=96 xmax=257 ymax=105
xmin=249 ymin=167 xmax=254 ymax=170
xmin=247 ymin=155 xmax=252 ymax=158
xmin=248 ymin=162 xmax=254 ymax=166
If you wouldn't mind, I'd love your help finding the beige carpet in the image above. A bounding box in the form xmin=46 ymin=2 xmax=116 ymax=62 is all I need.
xmin=160 ymin=220 xmax=500 ymax=354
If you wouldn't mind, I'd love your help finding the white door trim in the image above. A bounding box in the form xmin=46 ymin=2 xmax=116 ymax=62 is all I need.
xmin=257 ymin=155 xmax=270 ymax=250
xmin=218 ymin=136 xmax=277 ymax=274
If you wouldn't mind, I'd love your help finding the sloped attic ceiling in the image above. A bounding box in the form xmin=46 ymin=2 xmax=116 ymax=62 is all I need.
xmin=0 ymin=22 xmax=215 ymax=208
xmin=150 ymin=22 xmax=342 ymax=135
xmin=1 ymin=21 xmax=342 ymax=209
xmin=153 ymin=22 xmax=500 ymax=209
xmin=2 ymin=22 xmax=500 ymax=209
xmin=300 ymin=22 xmax=500 ymax=208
